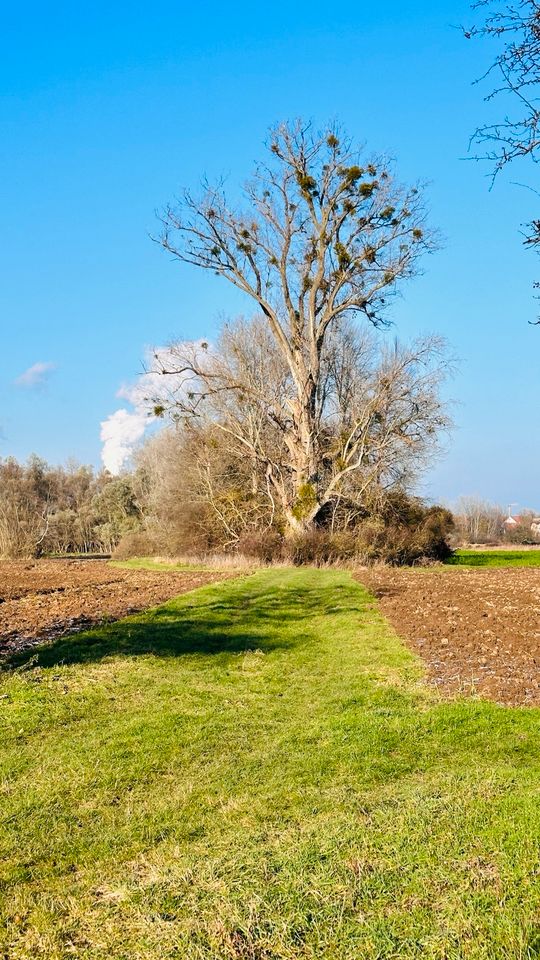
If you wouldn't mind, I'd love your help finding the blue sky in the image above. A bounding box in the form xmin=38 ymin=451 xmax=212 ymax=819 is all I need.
xmin=1 ymin=0 xmax=538 ymax=508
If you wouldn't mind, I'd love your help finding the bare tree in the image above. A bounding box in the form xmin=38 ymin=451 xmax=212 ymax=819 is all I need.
xmin=156 ymin=120 xmax=438 ymax=532
xmin=0 ymin=457 xmax=53 ymax=557
xmin=454 ymin=495 xmax=505 ymax=543
xmin=152 ymin=317 xmax=452 ymax=534
xmin=467 ymin=1 xmax=540 ymax=174
xmin=135 ymin=424 xmax=275 ymax=550
xmin=466 ymin=0 xmax=540 ymax=303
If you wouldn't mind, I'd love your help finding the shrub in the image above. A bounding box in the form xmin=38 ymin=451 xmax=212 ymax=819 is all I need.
xmin=282 ymin=530 xmax=358 ymax=565
xmin=368 ymin=508 xmax=453 ymax=565
xmin=275 ymin=506 xmax=454 ymax=567
xmin=112 ymin=531 xmax=159 ymax=560
xmin=235 ymin=530 xmax=284 ymax=563
xmin=503 ymin=519 xmax=537 ymax=545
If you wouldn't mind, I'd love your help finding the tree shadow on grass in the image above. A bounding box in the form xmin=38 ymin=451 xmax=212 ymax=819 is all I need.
xmin=2 ymin=579 xmax=373 ymax=672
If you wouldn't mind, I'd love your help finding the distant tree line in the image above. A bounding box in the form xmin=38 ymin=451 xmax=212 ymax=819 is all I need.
xmin=0 ymin=441 xmax=455 ymax=565
xmin=0 ymin=456 xmax=141 ymax=558
xmin=3 ymin=451 xmax=536 ymax=562
xmin=453 ymin=496 xmax=540 ymax=544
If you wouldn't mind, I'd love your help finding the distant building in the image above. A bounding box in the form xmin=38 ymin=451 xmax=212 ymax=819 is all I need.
xmin=503 ymin=514 xmax=540 ymax=539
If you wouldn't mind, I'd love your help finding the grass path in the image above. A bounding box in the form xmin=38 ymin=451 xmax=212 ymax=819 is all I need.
xmin=1 ymin=568 xmax=539 ymax=959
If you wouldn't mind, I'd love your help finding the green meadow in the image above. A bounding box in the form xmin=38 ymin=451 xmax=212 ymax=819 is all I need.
xmin=1 ymin=568 xmax=539 ymax=959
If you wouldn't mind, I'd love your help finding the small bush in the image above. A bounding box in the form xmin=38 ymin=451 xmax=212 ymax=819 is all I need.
xmin=381 ymin=512 xmax=451 ymax=564
xmin=504 ymin=521 xmax=538 ymax=546
xmin=283 ymin=530 xmax=358 ymax=565
xmin=112 ymin=531 xmax=159 ymax=560
xmin=235 ymin=530 xmax=284 ymax=563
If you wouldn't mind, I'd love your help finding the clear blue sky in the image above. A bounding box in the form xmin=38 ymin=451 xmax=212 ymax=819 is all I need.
xmin=1 ymin=0 xmax=538 ymax=508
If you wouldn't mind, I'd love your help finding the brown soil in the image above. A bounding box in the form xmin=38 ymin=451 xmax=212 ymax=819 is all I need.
xmin=357 ymin=566 xmax=540 ymax=707
xmin=0 ymin=560 xmax=228 ymax=658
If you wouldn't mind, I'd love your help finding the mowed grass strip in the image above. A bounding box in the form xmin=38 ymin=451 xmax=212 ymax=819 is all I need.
xmin=447 ymin=549 xmax=540 ymax=567
xmin=0 ymin=568 xmax=539 ymax=959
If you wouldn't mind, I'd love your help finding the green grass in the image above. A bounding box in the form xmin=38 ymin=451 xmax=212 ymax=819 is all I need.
xmin=1 ymin=569 xmax=539 ymax=959
xmin=446 ymin=549 xmax=540 ymax=567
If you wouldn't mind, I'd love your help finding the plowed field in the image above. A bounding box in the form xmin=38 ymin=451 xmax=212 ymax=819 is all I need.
xmin=358 ymin=566 xmax=540 ymax=706
xmin=0 ymin=560 xmax=227 ymax=658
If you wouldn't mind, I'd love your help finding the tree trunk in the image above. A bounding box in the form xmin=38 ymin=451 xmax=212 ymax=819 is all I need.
xmin=283 ymin=375 xmax=323 ymax=537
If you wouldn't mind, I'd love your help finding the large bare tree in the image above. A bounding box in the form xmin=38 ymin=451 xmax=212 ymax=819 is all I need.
xmin=152 ymin=318 xmax=451 ymax=535
xmin=156 ymin=121 xmax=440 ymax=532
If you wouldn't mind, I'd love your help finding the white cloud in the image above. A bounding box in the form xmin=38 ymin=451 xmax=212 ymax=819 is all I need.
xmin=100 ymin=343 xmax=208 ymax=474
xmin=15 ymin=361 xmax=56 ymax=388
xmin=100 ymin=408 xmax=148 ymax=474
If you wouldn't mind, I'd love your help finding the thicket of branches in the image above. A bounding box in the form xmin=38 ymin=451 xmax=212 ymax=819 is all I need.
xmin=453 ymin=496 xmax=505 ymax=543
xmin=467 ymin=0 xmax=540 ymax=307
xmin=127 ymin=423 xmax=455 ymax=567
